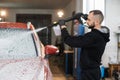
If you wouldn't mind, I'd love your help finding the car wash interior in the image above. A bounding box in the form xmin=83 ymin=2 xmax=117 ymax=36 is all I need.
xmin=0 ymin=0 xmax=120 ymax=80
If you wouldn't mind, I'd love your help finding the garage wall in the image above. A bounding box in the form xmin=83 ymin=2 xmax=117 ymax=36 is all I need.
xmin=102 ymin=0 xmax=120 ymax=67
xmin=6 ymin=9 xmax=55 ymax=22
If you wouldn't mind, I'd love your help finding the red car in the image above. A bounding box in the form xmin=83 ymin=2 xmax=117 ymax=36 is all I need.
xmin=0 ymin=22 xmax=58 ymax=80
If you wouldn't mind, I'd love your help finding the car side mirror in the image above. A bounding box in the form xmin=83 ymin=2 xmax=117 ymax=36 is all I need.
xmin=45 ymin=45 xmax=58 ymax=55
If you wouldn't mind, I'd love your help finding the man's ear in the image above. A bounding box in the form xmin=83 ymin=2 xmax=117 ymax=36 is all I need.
xmin=95 ymin=18 xmax=100 ymax=25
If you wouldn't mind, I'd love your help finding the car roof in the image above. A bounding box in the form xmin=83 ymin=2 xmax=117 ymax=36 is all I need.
xmin=0 ymin=22 xmax=28 ymax=29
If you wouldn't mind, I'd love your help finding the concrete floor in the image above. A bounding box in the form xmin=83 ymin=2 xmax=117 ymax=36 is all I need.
xmin=52 ymin=66 xmax=74 ymax=80
xmin=49 ymin=55 xmax=74 ymax=80
xmin=53 ymin=74 xmax=74 ymax=80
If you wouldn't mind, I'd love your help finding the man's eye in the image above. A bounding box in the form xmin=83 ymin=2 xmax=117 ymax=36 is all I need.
xmin=87 ymin=19 xmax=90 ymax=21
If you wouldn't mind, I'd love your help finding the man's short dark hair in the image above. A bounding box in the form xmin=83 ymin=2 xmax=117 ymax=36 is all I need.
xmin=90 ymin=10 xmax=104 ymax=24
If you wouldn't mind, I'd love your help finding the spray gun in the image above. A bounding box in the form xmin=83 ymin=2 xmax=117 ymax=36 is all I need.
xmin=49 ymin=12 xmax=88 ymax=27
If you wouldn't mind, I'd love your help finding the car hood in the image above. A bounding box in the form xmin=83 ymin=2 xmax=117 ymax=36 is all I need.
xmin=0 ymin=57 xmax=52 ymax=80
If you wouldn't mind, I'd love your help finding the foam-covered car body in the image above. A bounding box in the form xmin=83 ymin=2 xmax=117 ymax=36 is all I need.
xmin=0 ymin=22 xmax=53 ymax=80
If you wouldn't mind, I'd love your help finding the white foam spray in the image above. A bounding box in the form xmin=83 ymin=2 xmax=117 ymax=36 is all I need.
xmin=0 ymin=27 xmax=47 ymax=59
xmin=34 ymin=27 xmax=47 ymax=33
xmin=24 ymin=26 xmax=47 ymax=36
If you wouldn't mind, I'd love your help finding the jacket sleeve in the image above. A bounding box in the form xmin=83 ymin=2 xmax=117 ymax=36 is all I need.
xmin=61 ymin=28 xmax=94 ymax=48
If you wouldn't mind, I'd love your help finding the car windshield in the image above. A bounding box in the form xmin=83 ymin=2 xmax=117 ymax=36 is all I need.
xmin=0 ymin=28 xmax=37 ymax=59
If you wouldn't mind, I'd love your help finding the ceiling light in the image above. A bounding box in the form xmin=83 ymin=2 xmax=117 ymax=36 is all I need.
xmin=0 ymin=10 xmax=6 ymax=17
xmin=57 ymin=10 xmax=64 ymax=18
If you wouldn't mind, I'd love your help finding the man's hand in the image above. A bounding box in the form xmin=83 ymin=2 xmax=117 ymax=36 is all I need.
xmin=73 ymin=13 xmax=83 ymax=20
xmin=58 ymin=19 xmax=67 ymax=29
xmin=58 ymin=19 xmax=65 ymax=26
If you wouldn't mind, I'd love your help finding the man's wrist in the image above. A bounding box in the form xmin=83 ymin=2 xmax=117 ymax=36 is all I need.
xmin=61 ymin=25 xmax=67 ymax=29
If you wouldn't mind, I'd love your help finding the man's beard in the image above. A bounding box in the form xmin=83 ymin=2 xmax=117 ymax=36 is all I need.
xmin=89 ymin=25 xmax=95 ymax=29
xmin=88 ymin=22 xmax=95 ymax=29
